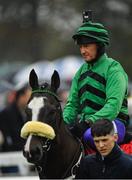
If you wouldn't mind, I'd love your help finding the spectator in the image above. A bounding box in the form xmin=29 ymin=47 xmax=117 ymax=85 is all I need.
xmin=75 ymin=119 xmax=132 ymax=179
xmin=59 ymin=89 xmax=69 ymax=109
xmin=0 ymin=130 xmax=4 ymax=151
xmin=0 ymin=83 xmax=31 ymax=152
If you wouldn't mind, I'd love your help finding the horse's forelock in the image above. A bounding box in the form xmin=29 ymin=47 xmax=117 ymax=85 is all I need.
xmin=28 ymin=96 xmax=47 ymax=121
xmin=40 ymin=82 xmax=50 ymax=90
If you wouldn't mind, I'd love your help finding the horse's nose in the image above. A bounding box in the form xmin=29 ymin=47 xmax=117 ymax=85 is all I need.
xmin=23 ymin=146 xmax=43 ymax=163
xmin=31 ymin=146 xmax=43 ymax=159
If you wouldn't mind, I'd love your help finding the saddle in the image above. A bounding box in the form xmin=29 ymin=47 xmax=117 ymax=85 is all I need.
xmin=120 ymin=131 xmax=132 ymax=154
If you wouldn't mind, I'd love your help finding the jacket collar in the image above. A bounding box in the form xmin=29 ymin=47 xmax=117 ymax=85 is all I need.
xmin=96 ymin=143 xmax=122 ymax=163
xmin=86 ymin=53 xmax=107 ymax=67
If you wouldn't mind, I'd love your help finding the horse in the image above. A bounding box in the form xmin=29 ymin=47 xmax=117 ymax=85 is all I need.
xmin=20 ymin=69 xmax=83 ymax=179
xmin=21 ymin=69 xmax=132 ymax=179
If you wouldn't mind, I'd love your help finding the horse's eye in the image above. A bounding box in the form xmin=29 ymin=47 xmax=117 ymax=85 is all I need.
xmin=25 ymin=108 xmax=31 ymax=116
xmin=50 ymin=109 xmax=56 ymax=114
xmin=57 ymin=105 xmax=61 ymax=110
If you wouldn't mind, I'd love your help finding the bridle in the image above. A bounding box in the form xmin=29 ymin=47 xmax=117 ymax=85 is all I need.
xmin=42 ymin=139 xmax=52 ymax=152
xmin=32 ymin=88 xmax=62 ymax=112
xmin=36 ymin=136 xmax=83 ymax=178
xmin=31 ymin=88 xmax=61 ymax=171
xmin=32 ymin=89 xmax=61 ymax=102
xmin=35 ymin=138 xmax=53 ymax=173
xmin=61 ymin=140 xmax=83 ymax=179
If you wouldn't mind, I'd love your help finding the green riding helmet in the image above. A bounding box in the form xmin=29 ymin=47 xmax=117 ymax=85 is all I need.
xmin=72 ymin=20 xmax=110 ymax=46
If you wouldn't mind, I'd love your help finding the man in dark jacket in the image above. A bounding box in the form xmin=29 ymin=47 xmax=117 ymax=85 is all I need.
xmin=75 ymin=119 xmax=132 ymax=179
xmin=0 ymin=83 xmax=31 ymax=151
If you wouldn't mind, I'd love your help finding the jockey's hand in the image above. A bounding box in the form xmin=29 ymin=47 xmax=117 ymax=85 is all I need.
xmin=69 ymin=120 xmax=93 ymax=139
xmin=85 ymin=119 xmax=93 ymax=127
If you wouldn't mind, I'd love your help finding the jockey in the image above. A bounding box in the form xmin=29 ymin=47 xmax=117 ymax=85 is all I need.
xmin=63 ymin=10 xmax=129 ymax=147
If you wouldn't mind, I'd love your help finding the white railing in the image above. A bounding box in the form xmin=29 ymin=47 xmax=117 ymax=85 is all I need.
xmin=0 ymin=176 xmax=39 ymax=180
xmin=0 ymin=151 xmax=37 ymax=177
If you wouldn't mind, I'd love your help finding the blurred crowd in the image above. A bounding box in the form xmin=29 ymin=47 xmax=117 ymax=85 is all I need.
xmin=0 ymin=83 xmax=31 ymax=152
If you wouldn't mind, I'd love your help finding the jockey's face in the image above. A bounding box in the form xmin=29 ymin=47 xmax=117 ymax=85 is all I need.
xmin=93 ymin=133 xmax=118 ymax=157
xmin=79 ymin=43 xmax=97 ymax=62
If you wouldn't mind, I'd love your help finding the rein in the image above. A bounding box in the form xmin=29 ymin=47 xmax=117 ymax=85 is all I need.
xmin=35 ymin=138 xmax=53 ymax=175
xmin=61 ymin=140 xmax=83 ymax=179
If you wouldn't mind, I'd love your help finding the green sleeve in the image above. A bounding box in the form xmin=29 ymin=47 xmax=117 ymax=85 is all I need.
xmin=63 ymin=71 xmax=80 ymax=124
xmin=87 ymin=67 xmax=128 ymax=122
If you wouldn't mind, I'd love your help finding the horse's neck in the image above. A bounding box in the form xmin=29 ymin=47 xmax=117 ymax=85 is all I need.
xmin=53 ymin=123 xmax=81 ymax=168
xmin=40 ymin=122 xmax=81 ymax=178
xmin=59 ymin=120 xmax=79 ymax=147
xmin=51 ymin=122 xmax=80 ymax=158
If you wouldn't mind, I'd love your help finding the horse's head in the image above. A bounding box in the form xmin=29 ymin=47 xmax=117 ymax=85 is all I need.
xmin=21 ymin=69 xmax=62 ymax=164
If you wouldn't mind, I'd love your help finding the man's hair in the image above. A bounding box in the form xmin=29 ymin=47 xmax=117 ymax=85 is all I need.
xmin=91 ymin=119 xmax=114 ymax=137
xmin=15 ymin=84 xmax=29 ymax=101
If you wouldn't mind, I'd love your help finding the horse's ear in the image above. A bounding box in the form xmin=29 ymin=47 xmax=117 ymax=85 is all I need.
xmin=51 ymin=70 xmax=60 ymax=92
xmin=29 ymin=69 xmax=39 ymax=89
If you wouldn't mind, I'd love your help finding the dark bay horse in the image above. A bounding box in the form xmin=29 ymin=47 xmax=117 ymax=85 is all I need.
xmin=21 ymin=69 xmax=132 ymax=179
xmin=21 ymin=69 xmax=83 ymax=179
